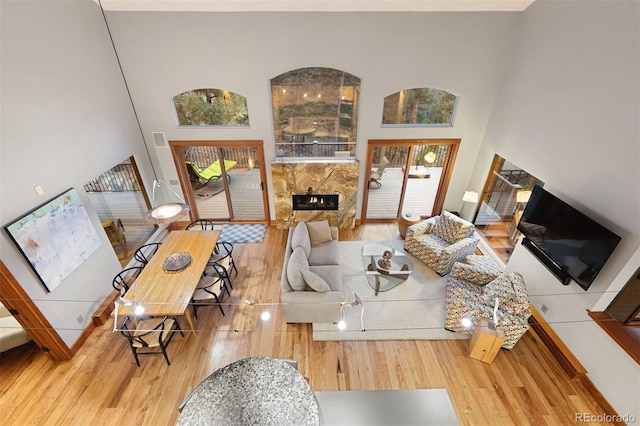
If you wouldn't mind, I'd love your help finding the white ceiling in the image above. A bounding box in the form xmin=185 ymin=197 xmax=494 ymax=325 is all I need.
xmin=97 ymin=0 xmax=536 ymax=12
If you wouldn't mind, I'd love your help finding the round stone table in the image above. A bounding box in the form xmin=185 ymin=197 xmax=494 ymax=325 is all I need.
xmin=398 ymin=212 xmax=422 ymax=239
xmin=176 ymin=357 xmax=319 ymax=426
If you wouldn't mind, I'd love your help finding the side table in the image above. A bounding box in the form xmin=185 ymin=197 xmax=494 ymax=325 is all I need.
xmin=469 ymin=318 xmax=505 ymax=364
xmin=398 ymin=212 xmax=421 ymax=239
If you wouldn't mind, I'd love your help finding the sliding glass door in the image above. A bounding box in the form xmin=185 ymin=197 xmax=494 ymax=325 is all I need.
xmin=362 ymin=139 xmax=459 ymax=222
xmin=171 ymin=140 xmax=269 ymax=223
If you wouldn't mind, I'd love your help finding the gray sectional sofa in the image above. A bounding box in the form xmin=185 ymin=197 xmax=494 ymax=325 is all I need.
xmin=280 ymin=221 xmax=345 ymax=323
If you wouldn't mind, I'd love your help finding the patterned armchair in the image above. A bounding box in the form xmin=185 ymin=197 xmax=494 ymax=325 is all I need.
xmin=444 ymin=255 xmax=531 ymax=350
xmin=404 ymin=211 xmax=479 ymax=276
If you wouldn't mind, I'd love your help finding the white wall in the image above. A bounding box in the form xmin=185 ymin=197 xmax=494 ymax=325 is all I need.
xmin=476 ymin=0 xmax=640 ymax=418
xmin=103 ymin=10 xmax=521 ymax=219
xmin=0 ymin=0 xmax=151 ymax=346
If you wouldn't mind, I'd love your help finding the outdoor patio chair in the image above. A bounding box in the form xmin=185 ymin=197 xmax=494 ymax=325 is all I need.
xmin=186 ymin=159 xmax=237 ymax=188
xmin=369 ymin=156 xmax=389 ymax=189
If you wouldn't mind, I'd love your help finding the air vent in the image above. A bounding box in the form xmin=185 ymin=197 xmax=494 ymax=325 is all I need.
xmin=152 ymin=132 xmax=167 ymax=147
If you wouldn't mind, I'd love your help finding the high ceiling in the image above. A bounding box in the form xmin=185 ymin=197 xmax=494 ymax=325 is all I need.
xmin=97 ymin=0 xmax=535 ymax=12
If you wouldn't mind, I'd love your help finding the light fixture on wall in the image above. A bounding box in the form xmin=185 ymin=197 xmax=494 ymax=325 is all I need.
xmin=424 ymin=151 xmax=437 ymax=166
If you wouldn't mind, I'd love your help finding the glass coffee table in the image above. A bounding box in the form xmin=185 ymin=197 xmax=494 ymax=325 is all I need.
xmin=362 ymin=243 xmax=413 ymax=295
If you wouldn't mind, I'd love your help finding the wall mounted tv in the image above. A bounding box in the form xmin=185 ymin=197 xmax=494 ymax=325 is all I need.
xmin=517 ymin=185 xmax=621 ymax=291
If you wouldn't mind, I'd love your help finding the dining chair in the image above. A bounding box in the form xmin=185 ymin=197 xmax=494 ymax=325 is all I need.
xmin=112 ymin=266 xmax=144 ymax=294
xmin=191 ymin=275 xmax=230 ymax=318
xmin=186 ymin=219 xmax=216 ymax=231
xmin=134 ymin=242 xmax=162 ymax=267
xmin=119 ymin=315 xmax=183 ymax=366
xmin=211 ymin=241 xmax=238 ymax=277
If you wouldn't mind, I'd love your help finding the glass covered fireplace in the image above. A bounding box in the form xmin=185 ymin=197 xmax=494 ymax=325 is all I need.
xmin=292 ymin=194 xmax=339 ymax=211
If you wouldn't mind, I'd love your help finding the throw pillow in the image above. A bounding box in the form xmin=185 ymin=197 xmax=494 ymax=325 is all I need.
xmin=435 ymin=211 xmax=474 ymax=244
xmin=286 ymin=247 xmax=310 ymax=291
xmin=482 ymin=273 xmax=515 ymax=304
xmin=291 ymin=222 xmax=311 ymax=258
xmin=300 ymin=269 xmax=331 ymax=292
xmin=306 ymin=220 xmax=333 ymax=245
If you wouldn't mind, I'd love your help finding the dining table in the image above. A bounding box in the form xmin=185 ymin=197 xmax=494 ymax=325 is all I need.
xmin=119 ymin=230 xmax=220 ymax=335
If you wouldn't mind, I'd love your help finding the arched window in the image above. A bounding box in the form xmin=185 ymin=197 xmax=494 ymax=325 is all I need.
xmin=172 ymin=88 xmax=249 ymax=127
xmin=271 ymin=67 xmax=360 ymax=158
xmin=382 ymin=88 xmax=458 ymax=127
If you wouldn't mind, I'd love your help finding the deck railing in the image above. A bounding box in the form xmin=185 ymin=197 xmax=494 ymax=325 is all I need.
xmin=84 ymin=163 xmax=141 ymax=192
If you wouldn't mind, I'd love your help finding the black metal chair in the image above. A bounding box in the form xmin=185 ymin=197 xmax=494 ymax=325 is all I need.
xmin=119 ymin=316 xmax=183 ymax=366
xmin=191 ymin=275 xmax=230 ymax=318
xmin=186 ymin=219 xmax=216 ymax=231
xmin=112 ymin=266 xmax=144 ymax=295
xmin=134 ymin=243 xmax=162 ymax=267
xmin=212 ymin=241 xmax=238 ymax=277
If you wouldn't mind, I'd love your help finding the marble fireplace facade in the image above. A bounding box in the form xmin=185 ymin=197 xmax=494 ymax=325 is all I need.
xmin=271 ymin=159 xmax=359 ymax=229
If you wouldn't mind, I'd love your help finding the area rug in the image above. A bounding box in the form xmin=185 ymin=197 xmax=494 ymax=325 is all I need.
xmin=312 ymin=239 xmax=468 ymax=342
xmin=219 ymin=224 xmax=267 ymax=244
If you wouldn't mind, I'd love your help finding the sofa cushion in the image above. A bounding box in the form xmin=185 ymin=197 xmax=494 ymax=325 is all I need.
xmin=435 ymin=211 xmax=474 ymax=244
xmin=309 ymin=265 xmax=343 ymax=292
xmin=287 ymin=247 xmax=310 ymax=291
xmin=308 ymin=240 xmax=341 ymax=265
xmin=291 ymin=222 xmax=311 ymax=258
xmin=306 ymin=220 xmax=333 ymax=245
xmin=301 ymin=269 xmax=331 ymax=292
xmin=482 ymin=273 xmax=515 ymax=303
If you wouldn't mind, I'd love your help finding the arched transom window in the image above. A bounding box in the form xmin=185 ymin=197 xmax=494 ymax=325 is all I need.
xmin=172 ymin=88 xmax=249 ymax=127
xmin=271 ymin=67 xmax=360 ymax=158
xmin=382 ymin=88 xmax=458 ymax=127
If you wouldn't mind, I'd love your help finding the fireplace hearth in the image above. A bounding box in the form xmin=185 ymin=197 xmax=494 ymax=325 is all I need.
xmin=292 ymin=194 xmax=339 ymax=211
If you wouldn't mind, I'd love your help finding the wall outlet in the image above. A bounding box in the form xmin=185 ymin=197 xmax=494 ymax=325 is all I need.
xmin=34 ymin=185 xmax=44 ymax=196
xmin=541 ymin=304 xmax=549 ymax=313
xmin=169 ymin=179 xmax=179 ymax=186
xmin=76 ymin=315 xmax=84 ymax=324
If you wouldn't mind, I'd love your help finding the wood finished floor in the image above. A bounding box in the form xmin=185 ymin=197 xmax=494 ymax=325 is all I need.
xmin=0 ymin=224 xmax=614 ymax=425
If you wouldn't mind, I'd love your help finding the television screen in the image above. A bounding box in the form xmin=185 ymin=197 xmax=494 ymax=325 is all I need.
xmin=517 ymin=185 xmax=621 ymax=290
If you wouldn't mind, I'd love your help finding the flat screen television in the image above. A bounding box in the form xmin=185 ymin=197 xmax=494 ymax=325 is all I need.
xmin=517 ymin=185 xmax=621 ymax=291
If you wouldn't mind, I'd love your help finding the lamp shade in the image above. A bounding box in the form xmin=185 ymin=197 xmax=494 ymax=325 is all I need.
xmin=424 ymin=151 xmax=437 ymax=164
xmin=144 ymin=202 xmax=190 ymax=224
xmin=462 ymin=191 xmax=479 ymax=203
xmin=516 ymin=190 xmax=532 ymax=204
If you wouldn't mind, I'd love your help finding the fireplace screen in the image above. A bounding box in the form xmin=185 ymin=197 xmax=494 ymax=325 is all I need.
xmin=292 ymin=194 xmax=339 ymax=211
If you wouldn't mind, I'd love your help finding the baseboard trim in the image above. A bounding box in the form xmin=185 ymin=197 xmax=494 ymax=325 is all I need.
xmin=527 ymin=305 xmax=587 ymax=380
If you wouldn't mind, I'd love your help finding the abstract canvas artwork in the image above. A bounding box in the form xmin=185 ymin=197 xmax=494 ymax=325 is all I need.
xmin=4 ymin=188 xmax=101 ymax=292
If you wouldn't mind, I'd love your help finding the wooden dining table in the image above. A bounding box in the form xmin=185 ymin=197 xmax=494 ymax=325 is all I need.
xmin=119 ymin=230 xmax=220 ymax=335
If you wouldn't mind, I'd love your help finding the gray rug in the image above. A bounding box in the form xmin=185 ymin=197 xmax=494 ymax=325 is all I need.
xmin=219 ymin=224 xmax=267 ymax=244
xmin=312 ymin=240 xmax=468 ymax=342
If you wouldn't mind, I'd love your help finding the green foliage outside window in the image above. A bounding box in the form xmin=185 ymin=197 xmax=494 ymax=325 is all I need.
xmin=173 ymin=88 xmax=249 ymax=126
xmin=382 ymin=88 xmax=457 ymax=126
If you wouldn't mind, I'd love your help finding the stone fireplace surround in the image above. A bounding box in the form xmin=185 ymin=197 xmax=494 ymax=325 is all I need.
xmin=271 ymin=159 xmax=359 ymax=229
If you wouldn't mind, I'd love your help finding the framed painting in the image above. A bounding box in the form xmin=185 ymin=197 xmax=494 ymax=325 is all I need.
xmin=4 ymin=188 xmax=101 ymax=292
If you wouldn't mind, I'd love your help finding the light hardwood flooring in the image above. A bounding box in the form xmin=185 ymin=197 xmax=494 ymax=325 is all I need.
xmin=0 ymin=224 xmax=614 ymax=425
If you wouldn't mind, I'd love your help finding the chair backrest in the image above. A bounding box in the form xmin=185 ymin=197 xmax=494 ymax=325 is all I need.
xmin=186 ymin=219 xmax=216 ymax=231
xmin=120 ymin=316 xmax=169 ymax=347
xmin=134 ymin=243 xmax=162 ymax=266
xmin=113 ymin=266 xmax=144 ymax=294
xmin=371 ymin=156 xmax=389 ymax=179
xmin=185 ymin=162 xmax=202 ymax=181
